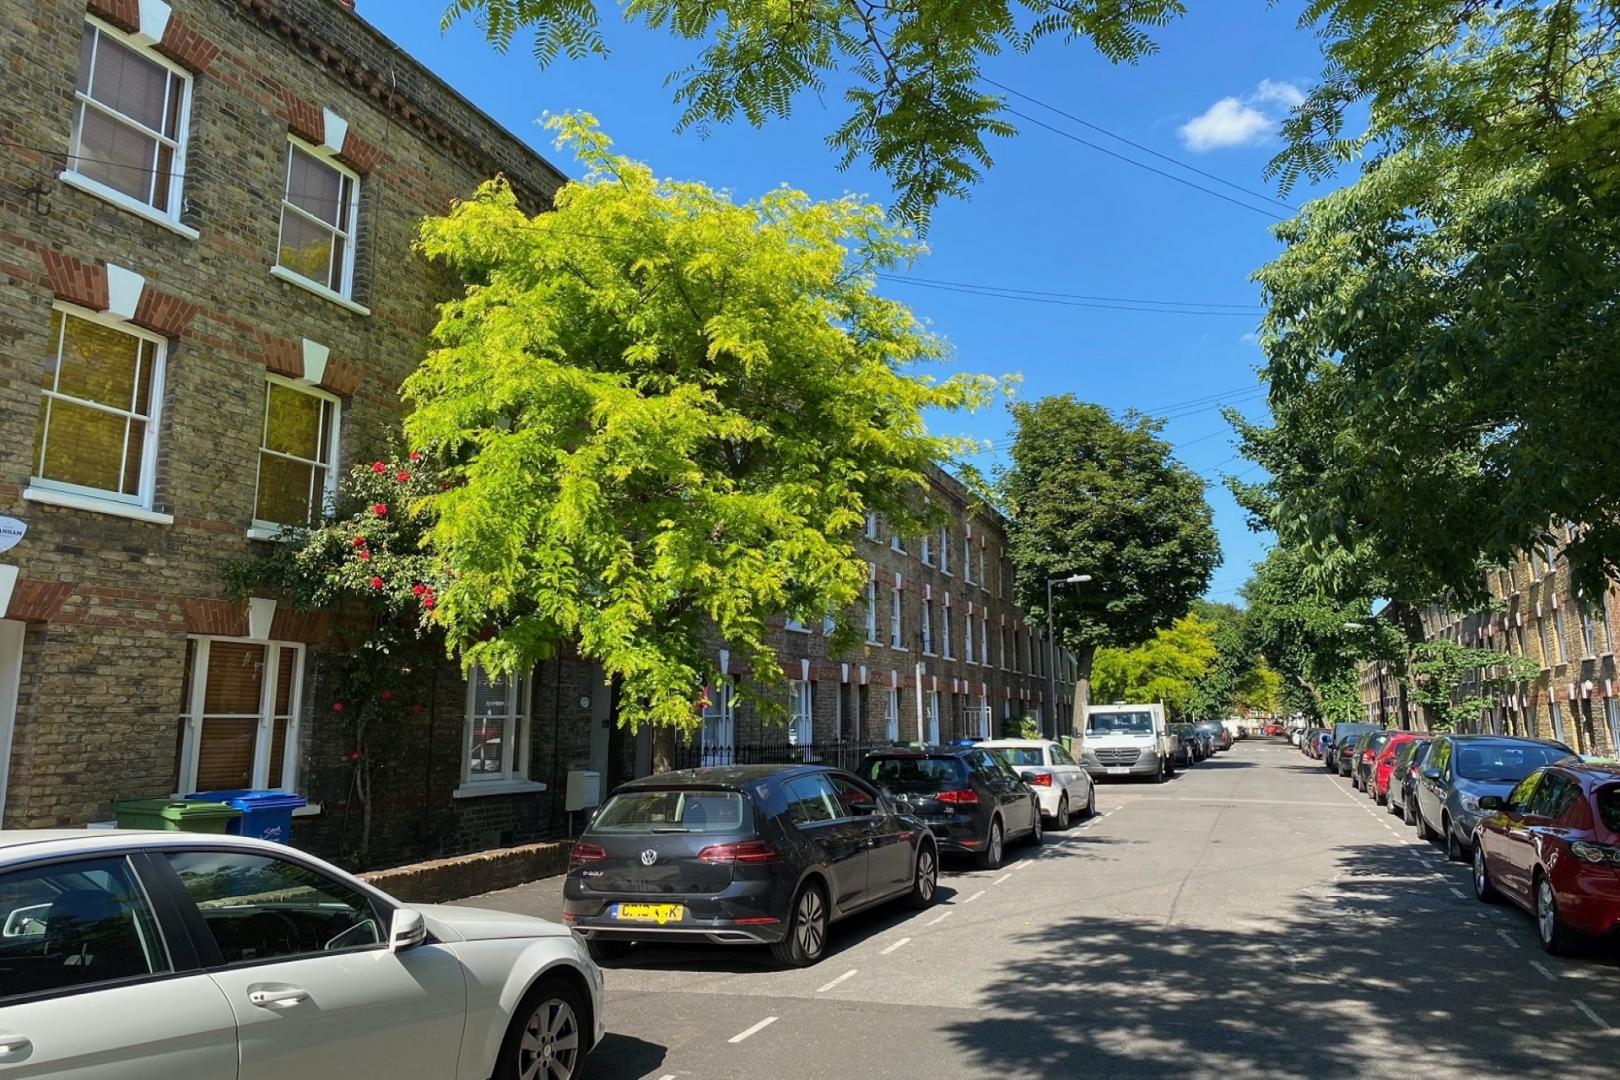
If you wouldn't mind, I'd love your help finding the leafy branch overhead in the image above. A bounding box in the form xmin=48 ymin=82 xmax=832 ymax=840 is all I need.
xmin=441 ymin=0 xmax=1186 ymax=224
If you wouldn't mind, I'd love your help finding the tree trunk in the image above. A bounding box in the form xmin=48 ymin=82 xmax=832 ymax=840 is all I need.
xmin=1069 ymin=642 xmax=1096 ymax=739
xmin=652 ymin=724 xmax=677 ymax=775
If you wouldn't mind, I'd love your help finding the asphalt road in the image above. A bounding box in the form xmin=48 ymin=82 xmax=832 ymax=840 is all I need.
xmin=463 ymin=739 xmax=1620 ymax=1079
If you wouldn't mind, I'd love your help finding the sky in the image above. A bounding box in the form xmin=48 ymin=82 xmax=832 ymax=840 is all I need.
xmin=358 ymin=1 xmax=1342 ymax=605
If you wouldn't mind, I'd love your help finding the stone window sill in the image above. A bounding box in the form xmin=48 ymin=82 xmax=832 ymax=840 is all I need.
xmin=453 ymin=779 xmax=547 ymax=800
xmin=24 ymin=485 xmax=173 ymax=525
xmin=270 ymin=265 xmax=371 ymax=316
xmin=60 ymin=170 xmax=201 ymax=240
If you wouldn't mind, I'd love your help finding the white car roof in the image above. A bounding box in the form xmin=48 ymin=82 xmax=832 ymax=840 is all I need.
xmin=0 ymin=830 xmax=373 ymax=890
xmin=976 ymin=739 xmax=1052 ymax=747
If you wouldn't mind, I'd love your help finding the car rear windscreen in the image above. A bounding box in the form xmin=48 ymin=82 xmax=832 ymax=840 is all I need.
xmin=993 ymin=747 xmax=1044 ymax=767
xmin=1453 ymin=743 xmax=1571 ymax=783
xmin=1088 ymin=711 xmax=1153 ymax=734
xmin=866 ymin=756 xmax=966 ymax=792
xmin=590 ymin=790 xmax=749 ymax=833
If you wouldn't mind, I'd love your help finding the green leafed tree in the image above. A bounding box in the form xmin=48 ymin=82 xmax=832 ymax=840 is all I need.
xmin=440 ymin=0 xmax=1186 ymax=224
xmin=1408 ymin=640 xmax=1540 ymax=734
xmin=402 ymin=114 xmax=996 ymax=765
xmin=1092 ymin=613 xmax=1219 ymax=720
xmin=998 ymin=395 xmax=1221 ymax=729
xmin=1184 ymin=600 xmax=1260 ymax=721
xmin=1248 ymin=0 xmax=1620 ymax=601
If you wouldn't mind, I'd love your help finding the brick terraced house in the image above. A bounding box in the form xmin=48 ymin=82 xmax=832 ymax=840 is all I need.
xmin=1359 ymin=533 xmax=1620 ymax=756
xmin=0 ymin=0 xmax=1079 ymax=870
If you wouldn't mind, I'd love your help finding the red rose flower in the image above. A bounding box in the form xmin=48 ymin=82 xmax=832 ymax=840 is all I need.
xmin=357 ymin=549 xmax=371 ymax=561
xmin=371 ymin=461 xmax=387 ymax=474
xmin=379 ymin=689 xmax=393 ymax=701
xmin=396 ymin=470 xmax=411 ymax=483
xmin=352 ymin=535 xmax=367 ymax=548
xmin=410 ymin=703 xmax=424 ymax=715
xmin=349 ymin=750 xmax=362 ymax=762
xmin=411 ymin=583 xmax=426 ymax=596
xmin=332 ymin=701 xmax=344 ymax=713
xmin=372 ymin=503 xmax=387 ymax=516
xmin=369 ymin=576 xmax=384 ymax=590
xmin=421 ymin=591 xmax=436 ymax=610
xmin=409 ymin=450 xmax=422 ymax=462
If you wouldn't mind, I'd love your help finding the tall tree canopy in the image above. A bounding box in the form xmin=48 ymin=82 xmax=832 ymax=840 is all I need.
xmin=1240 ymin=546 xmax=1374 ymax=725
xmin=403 ymin=114 xmax=995 ymax=735
xmin=441 ymin=0 xmax=1185 ymax=224
xmin=999 ymin=395 xmax=1221 ymax=724
xmin=1092 ymin=613 xmax=1218 ymax=719
xmin=1247 ymin=0 xmax=1620 ymax=600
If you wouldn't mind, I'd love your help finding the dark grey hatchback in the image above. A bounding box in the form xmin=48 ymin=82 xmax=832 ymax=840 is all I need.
xmin=563 ymin=764 xmax=939 ymax=967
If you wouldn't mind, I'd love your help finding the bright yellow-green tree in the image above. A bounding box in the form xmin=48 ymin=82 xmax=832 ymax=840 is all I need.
xmin=1091 ymin=613 xmax=1220 ymax=719
xmin=403 ymin=115 xmax=996 ymax=750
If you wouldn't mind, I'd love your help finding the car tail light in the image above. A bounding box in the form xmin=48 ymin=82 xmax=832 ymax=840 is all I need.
xmin=1570 ymin=841 xmax=1620 ymax=865
xmin=1025 ymin=773 xmax=1053 ymax=786
xmin=697 ymin=840 xmax=781 ymax=864
xmin=935 ymin=788 xmax=980 ymax=806
xmin=733 ymin=916 xmax=782 ymax=925
xmin=569 ymin=842 xmax=607 ymax=865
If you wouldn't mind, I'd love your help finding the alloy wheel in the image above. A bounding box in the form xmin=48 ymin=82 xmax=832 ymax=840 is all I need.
xmin=518 ymin=997 xmax=580 ymax=1080
xmin=916 ymin=847 xmax=936 ymax=902
xmin=989 ymin=822 xmax=1003 ymax=865
xmin=796 ymin=887 xmax=827 ymax=959
xmin=1537 ymin=879 xmax=1558 ymax=950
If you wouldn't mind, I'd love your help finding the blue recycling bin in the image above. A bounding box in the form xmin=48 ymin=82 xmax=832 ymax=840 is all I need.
xmin=186 ymin=789 xmax=305 ymax=843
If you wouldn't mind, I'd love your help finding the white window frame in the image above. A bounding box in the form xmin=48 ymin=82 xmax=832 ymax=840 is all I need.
xmin=963 ymin=532 xmax=974 ymax=584
xmin=789 ymin=679 xmax=813 ymax=747
xmin=1550 ymin=701 xmax=1566 ymax=745
xmin=1538 ymin=617 xmax=1553 ymax=669
xmin=941 ymin=602 xmax=953 ymax=659
xmin=920 ymin=532 xmax=934 ymax=567
xmin=176 ymin=636 xmax=305 ymax=796
xmin=938 ymin=529 xmax=950 ymax=576
xmin=1580 ymin=603 xmax=1597 ymax=659
xmin=1552 ymin=607 xmax=1569 ymax=664
xmin=921 ymin=598 xmax=934 ymax=655
xmin=66 ymin=17 xmax=195 ymax=235
xmin=251 ymin=374 xmax=341 ymax=536
xmin=890 ymin=587 xmax=903 ymax=649
xmin=890 ymin=530 xmax=905 ymax=554
xmin=963 ymin=612 xmax=974 ymax=664
xmin=977 ymin=694 xmax=991 ymax=739
xmin=1607 ymin=697 xmax=1620 ymax=753
xmin=700 ymin=680 xmax=735 ymax=766
xmin=978 ymin=542 xmax=987 ymax=590
xmin=885 ymin=688 xmax=900 ymax=741
xmin=864 ymin=512 xmax=878 ymax=540
xmin=925 ymin=690 xmax=941 ymax=744
xmin=1000 ymin=626 xmax=1008 ymax=670
xmin=865 ymin=578 xmax=879 ymax=642
xmin=457 ymin=667 xmax=538 ymax=796
xmin=981 ymin=614 xmax=990 ymax=667
xmin=785 ymin=613 xmax=810 ymax=633
xmin=822 ymin=612 xmax=836 ymax=636
xmin=275 ymin=136 xmax=362 ymax=303
xmin=32 ymin=302 xmax=167 ymax=513
xmin=1602 ymin=596 xmax=1617 ymax=657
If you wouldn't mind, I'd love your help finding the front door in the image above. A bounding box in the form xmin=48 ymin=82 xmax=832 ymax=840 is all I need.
xmin=832 ymin=774 xmax=912 ymax=898
xmin=0 ymin=620 xmax=22 ymax=827
xmin=785 ymin=775 xmax=867 ymax=911
xmin=155 ymin=849 xmax=466 ymax=1080
xmin=0 ymin=854 xmax=239 ymax=1079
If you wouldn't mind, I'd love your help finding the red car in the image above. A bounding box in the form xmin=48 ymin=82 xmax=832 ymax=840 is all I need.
xmin=1264 ymin=722 xmax=1285 ymax=737
xmin=1368 ymin=731 xmax=1426 ymax=806
xmin=1472 ymin=760 xmax=1620 ymax=955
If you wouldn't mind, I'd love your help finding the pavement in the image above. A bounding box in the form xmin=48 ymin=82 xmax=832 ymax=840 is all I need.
xmin=461 ymin=739 xmax=1620 ymax=1078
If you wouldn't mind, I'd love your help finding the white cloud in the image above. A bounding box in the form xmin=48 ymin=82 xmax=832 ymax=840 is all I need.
xmin=1178 ymin=80 xmax=1305 ymax=152
xmin=1240 ymin=331 xmax=1259 ymax=345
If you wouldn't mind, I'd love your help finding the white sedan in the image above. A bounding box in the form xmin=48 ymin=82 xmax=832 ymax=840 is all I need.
xmin=980 ymin=739 xmax=1096 ymax=828
xmin=0 ymin=829 xmax=604 ymax=1079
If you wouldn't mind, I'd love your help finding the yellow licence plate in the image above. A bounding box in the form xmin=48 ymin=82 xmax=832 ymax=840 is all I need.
xmin=610 ymin=903 xmax=685 ymax=925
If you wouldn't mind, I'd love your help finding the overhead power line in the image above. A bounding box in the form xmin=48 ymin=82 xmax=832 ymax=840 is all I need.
xmin=875 ymin=276 xmax=1263 ymax=315
xmin=874 ymin=273 xmax=1261 ymax=312
xmin=984 ymin=78 xmax=1298 ymax=214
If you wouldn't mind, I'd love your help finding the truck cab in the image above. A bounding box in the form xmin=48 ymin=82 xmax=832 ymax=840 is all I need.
xmin=1079 ymin=703 xmax=1177 ymax=782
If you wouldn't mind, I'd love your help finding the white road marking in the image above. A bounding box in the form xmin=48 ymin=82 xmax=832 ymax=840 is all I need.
xmin=1496 ymin=929 xmax=1522 ymax=950
xmin=656 ymin=1075 xmax=676 ymax=1080
xmin=1573 ymin=1000 xmax=1611 ymax=1031
xmin=925 ymin=909 xmax=953 ymax=927
xmin=729 ymin=1016 xmax=778 ymax=1043
xmin=816 ymin=968 xmax=858 ymax=993
xmin=881 ymin=937 xmax=912 ymax=956
xmin=1530 ymin=960 xmax=1558 ymax=983
xmin=1448 ymin=888 xmax=1468 ymax=899
xmin=992 ymin=873 xmax=1013 ymax=886
xmin=1008 ymin=861 xmax=1029 ymax=872
xmin=962 ymin=889 xmax=986 ymax=904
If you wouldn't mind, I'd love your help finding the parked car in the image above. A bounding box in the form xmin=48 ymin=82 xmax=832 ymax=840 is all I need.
xmin=1265 ymin=722 xmax=1286 ymax=738
xmin=1368 ymin=732 xmax=1426 ymax=805
xmin=1168 ymin=724 xmax=1202 ymax=767
xmin=1472 ymin=760 xmax=1620 ymax=955
xmin=0 ymin=829 xmax=604 ymax=1080
xmin=1387 ymin=737 xmax=1433 ymax=824
xmin=1335 ymin=732 xmax=1371 ymax=777
xmin=1081 ymin=703 xmax=1179 ymax=782
xmin=1351 ymin=730 xmax=1398 ymax=793
xmin=1309 ymin=730 xmax=1332 ymax=760
xmin=1413 ymin=735 xmax=1574 ymax=861
xmin=981 ymin=738 xmax=1097 ymax=828
xmin=1195 ymin=720 xmax=1233 ymax=752
xmin=565 ymin=764 xmax=939 ymax=968
xmin=864 ymin=746 xmax=1041 ymax=870
xmin=1326 ymin=722 xmax=1381 ymax=772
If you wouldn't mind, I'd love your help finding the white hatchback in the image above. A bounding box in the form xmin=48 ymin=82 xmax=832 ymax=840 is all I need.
xmin=0 ymin=830 xmax=604 ymax=1079
xmin=979 ymin=740 xmax=1096 ymax=828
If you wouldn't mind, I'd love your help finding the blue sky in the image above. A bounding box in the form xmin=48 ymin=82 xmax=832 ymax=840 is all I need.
xmin=362 ymin=2 xmax=1339 ymax=604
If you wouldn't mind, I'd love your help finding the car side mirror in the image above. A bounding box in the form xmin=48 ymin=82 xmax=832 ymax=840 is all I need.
xmin=389 ymin=907 xmax=427 ymax=953
xmin=892 ymin=799 xmax=914 ymax=816
xmin=1477 ymin=795 xmax=1505 ymax=812
xmin=1422 ymin=768 xmax=1441 ymax=781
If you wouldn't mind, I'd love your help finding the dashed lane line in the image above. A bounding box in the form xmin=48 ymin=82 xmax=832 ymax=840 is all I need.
xmin=992 ymin=873 xmax=1013 ymax=886
xmin=816 ymin=968 xmax=858 ymax=993
xmin=925 ymin=909 xmax=953 ymax=927
xmin=881 ymin=937 xmax=912 ymax=956
xmin=1448 ymin=887 xmax=1468 ymax=899
xmin=728 ymin=1016 xmax=778 ymax=1043
xmin=962 ymin=889 xmax=986 ymax=905
xmin=1573 ymin=1000 xmax=1612 ymax=1031
xmin=1530 ymin=960 xmax=1559 ymax=983
xmin=1497 ymin=929 xmax=1523 ymax=951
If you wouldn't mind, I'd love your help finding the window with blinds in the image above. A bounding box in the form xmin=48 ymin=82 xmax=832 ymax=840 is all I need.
xmin=178 ymin=638 xmax=304 ymax=794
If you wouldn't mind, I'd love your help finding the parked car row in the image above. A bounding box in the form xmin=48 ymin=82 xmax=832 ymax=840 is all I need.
xmin=1299 ymin=722 xmax=1620 ymax=956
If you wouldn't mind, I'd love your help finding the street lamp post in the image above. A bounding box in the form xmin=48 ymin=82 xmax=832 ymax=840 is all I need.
xmin=1046 ymin=574 xmax=1093 ymax=740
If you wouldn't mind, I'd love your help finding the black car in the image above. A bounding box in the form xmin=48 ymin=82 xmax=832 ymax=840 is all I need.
xmin=563 ymin=764 xmax=939 ymax=967
xmin=1326 ymin=722 xmax=1381 ymax=772
xmin=1388 ymin=737 xmax=1431 ymax=823
xmin=1169 ymin=724 xmax=1202 ymax=766
xmin=862 ymin=745 xmax=1042 ymax=871
xmin=1194 ymin=720 xmax=1232 ymax=752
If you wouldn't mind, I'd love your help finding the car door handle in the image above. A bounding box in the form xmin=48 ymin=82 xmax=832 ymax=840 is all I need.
xmin=0 ymin=1035 xmax=31 ymax=1057
xmin=248 ymin=987 xmax=310 ymax=1009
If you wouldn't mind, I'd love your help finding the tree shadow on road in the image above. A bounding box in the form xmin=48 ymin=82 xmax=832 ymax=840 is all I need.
xmin=939 ymin=841 xmax=1616 ymax=1079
